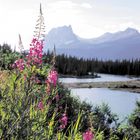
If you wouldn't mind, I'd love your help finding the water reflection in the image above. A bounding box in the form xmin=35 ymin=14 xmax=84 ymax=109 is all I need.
xmin=71 ymin=88 xmax=140 ymax=120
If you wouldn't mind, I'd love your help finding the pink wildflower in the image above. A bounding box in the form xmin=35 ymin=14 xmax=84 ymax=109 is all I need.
xmin=14 ymin=59 xmax=25 ymax=71
xmin=83 ymin=130 xmax=94 ymax=140
xmin=59 ymin=113 xmax=68 ymax=129
xmin=38 ymin=101 xmax=44 ymax=110
xmin=11 ymin=63 xmax=16 ymax=69
xmin=27 ymin=38 xmax=43 ymax=66
xmin=47 ymin=70 xmax=58 ymax=86
xmin=32 ymin=38 xmax=37 ymax=44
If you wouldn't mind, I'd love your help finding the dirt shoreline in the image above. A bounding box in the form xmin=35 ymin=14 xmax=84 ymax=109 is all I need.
xmin=59 ymin=74 xmax=100 ymax=79
xmin=62 ymin=80 xmax=140 ymax=93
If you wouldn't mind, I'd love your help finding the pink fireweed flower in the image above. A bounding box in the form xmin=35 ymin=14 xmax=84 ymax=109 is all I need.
xmin=11 ymin=63 xmax=16 ymax=69
xmin=14 ymin=59 xmax=25 ymax=71
xmin=47 ymin=70 xmax=58 ymax=86
xmin=83 ymin=130 xmax=94 ymax=140
xmin=59 ymin=113 xmax=68 ymax=129
xmin=32 ymin=38 xmax=37 ymax=44
xmin=38 ymin=101 xmax=44 ymax=110
xmin=27 ymin=38 xmax=43 ymax=66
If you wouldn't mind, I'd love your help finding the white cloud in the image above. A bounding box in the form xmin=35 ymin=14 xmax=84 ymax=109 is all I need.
xmin=0 ymin=0 xmax=140 ymax=47
xmin=45 ymin=0 xmax=84 ymax=32
xmin=81 ymin=3 xmax=93 ymax=9
xmin=47 ymin=0 xmax=78 ymax=10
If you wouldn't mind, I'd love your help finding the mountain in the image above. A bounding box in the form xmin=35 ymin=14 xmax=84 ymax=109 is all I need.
xmin=44 ymin=26 xmax=140 ymax=60
xmin=44 ymin=25 xmax=78 ymax=49
xmin=87 ymin=27 xmax=140 ymax=44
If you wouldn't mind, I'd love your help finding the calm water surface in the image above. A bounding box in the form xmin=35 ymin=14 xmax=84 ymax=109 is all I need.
xmin=59 ymin=73 xmax=138 ymax=83
xmin=71 ymin=88 xmax=140 ymax=120
xmin=60 ymin=74 xmax=140 ymax=120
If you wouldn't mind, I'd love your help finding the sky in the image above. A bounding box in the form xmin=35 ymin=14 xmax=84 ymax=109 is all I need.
xmin=0 ymin=0 xmax=140 ymax=50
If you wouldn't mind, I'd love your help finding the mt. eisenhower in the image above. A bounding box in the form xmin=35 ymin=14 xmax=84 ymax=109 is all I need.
xmin=44 ymin=26 xmax=140 ymax=60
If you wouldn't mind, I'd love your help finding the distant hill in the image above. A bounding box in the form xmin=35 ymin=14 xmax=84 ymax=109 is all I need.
xmin=44 ymin=26 xmax=140 ymax=60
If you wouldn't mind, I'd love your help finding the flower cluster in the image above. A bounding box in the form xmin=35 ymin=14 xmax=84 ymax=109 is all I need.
xmin=47 ymin=70 xmax=58 ymax=86
xmin=27 ymin=38 xmax=43 ymax=66
xmin=13 ymin=38 xmax=43 ymax=70
xmin=59 ymin=113 xmax=68 ymax=129
xmin=83 ymin=130 xmax=94 ymax=140
xmin=13 ymin=59 xmax=25 ymax=71
xmin=38 ymin=101 xmax=44 ymax=110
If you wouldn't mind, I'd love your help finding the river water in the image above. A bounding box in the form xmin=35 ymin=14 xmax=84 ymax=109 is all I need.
xmin=71 ymin=88 xmax=140 ymax=120
xmin=59 ymin=74 xmax=140 ymax=120
xmin=59 ymin=73 xmax=138 ymax=83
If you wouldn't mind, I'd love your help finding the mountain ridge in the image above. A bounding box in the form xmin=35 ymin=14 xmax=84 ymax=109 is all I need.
xmin=44 ymin=25 xmax=140 ymax=60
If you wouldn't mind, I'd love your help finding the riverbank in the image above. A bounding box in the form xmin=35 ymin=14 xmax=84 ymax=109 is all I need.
xmin=59 ymin=74 xmax=100 ymax=79
xmin=62 ymin=80 xmax=140 ymax=93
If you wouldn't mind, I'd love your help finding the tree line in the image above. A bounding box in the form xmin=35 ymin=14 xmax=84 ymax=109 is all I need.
xmin=1 ymin=44 xmax=140 ymax=76
xmin=44 ymin=51 xmax=140 ymax=76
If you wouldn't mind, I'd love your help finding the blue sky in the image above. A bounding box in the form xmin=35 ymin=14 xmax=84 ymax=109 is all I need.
xmin=0 ymin=0 xmax=140 ymax=49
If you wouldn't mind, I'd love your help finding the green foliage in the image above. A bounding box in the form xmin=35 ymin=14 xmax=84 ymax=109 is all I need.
xmin=0 ymin=44 xmax=140 ymax=139
xmin=129 ymin=101 xmax=140 ymax=129
xmin=0 ymin=68 xmax=121 ymax=139
xmin=124 ymin=101 xmax=140 ymax=139
xmin=0 ymin=44 xmax=20 ymax=70
xmin=0 ymin=68 xmax=139 ymax=139
xmin=0 ymin=61 xmax=58 ymax=139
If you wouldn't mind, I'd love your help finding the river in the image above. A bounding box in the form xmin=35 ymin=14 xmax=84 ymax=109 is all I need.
xmin=71 ymin=88 xmax=140 ymax=121
xmin=59 ymin=73 xmax=138 ymax=83
xmin=59 ymin=74 xmax=140 ymax=120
